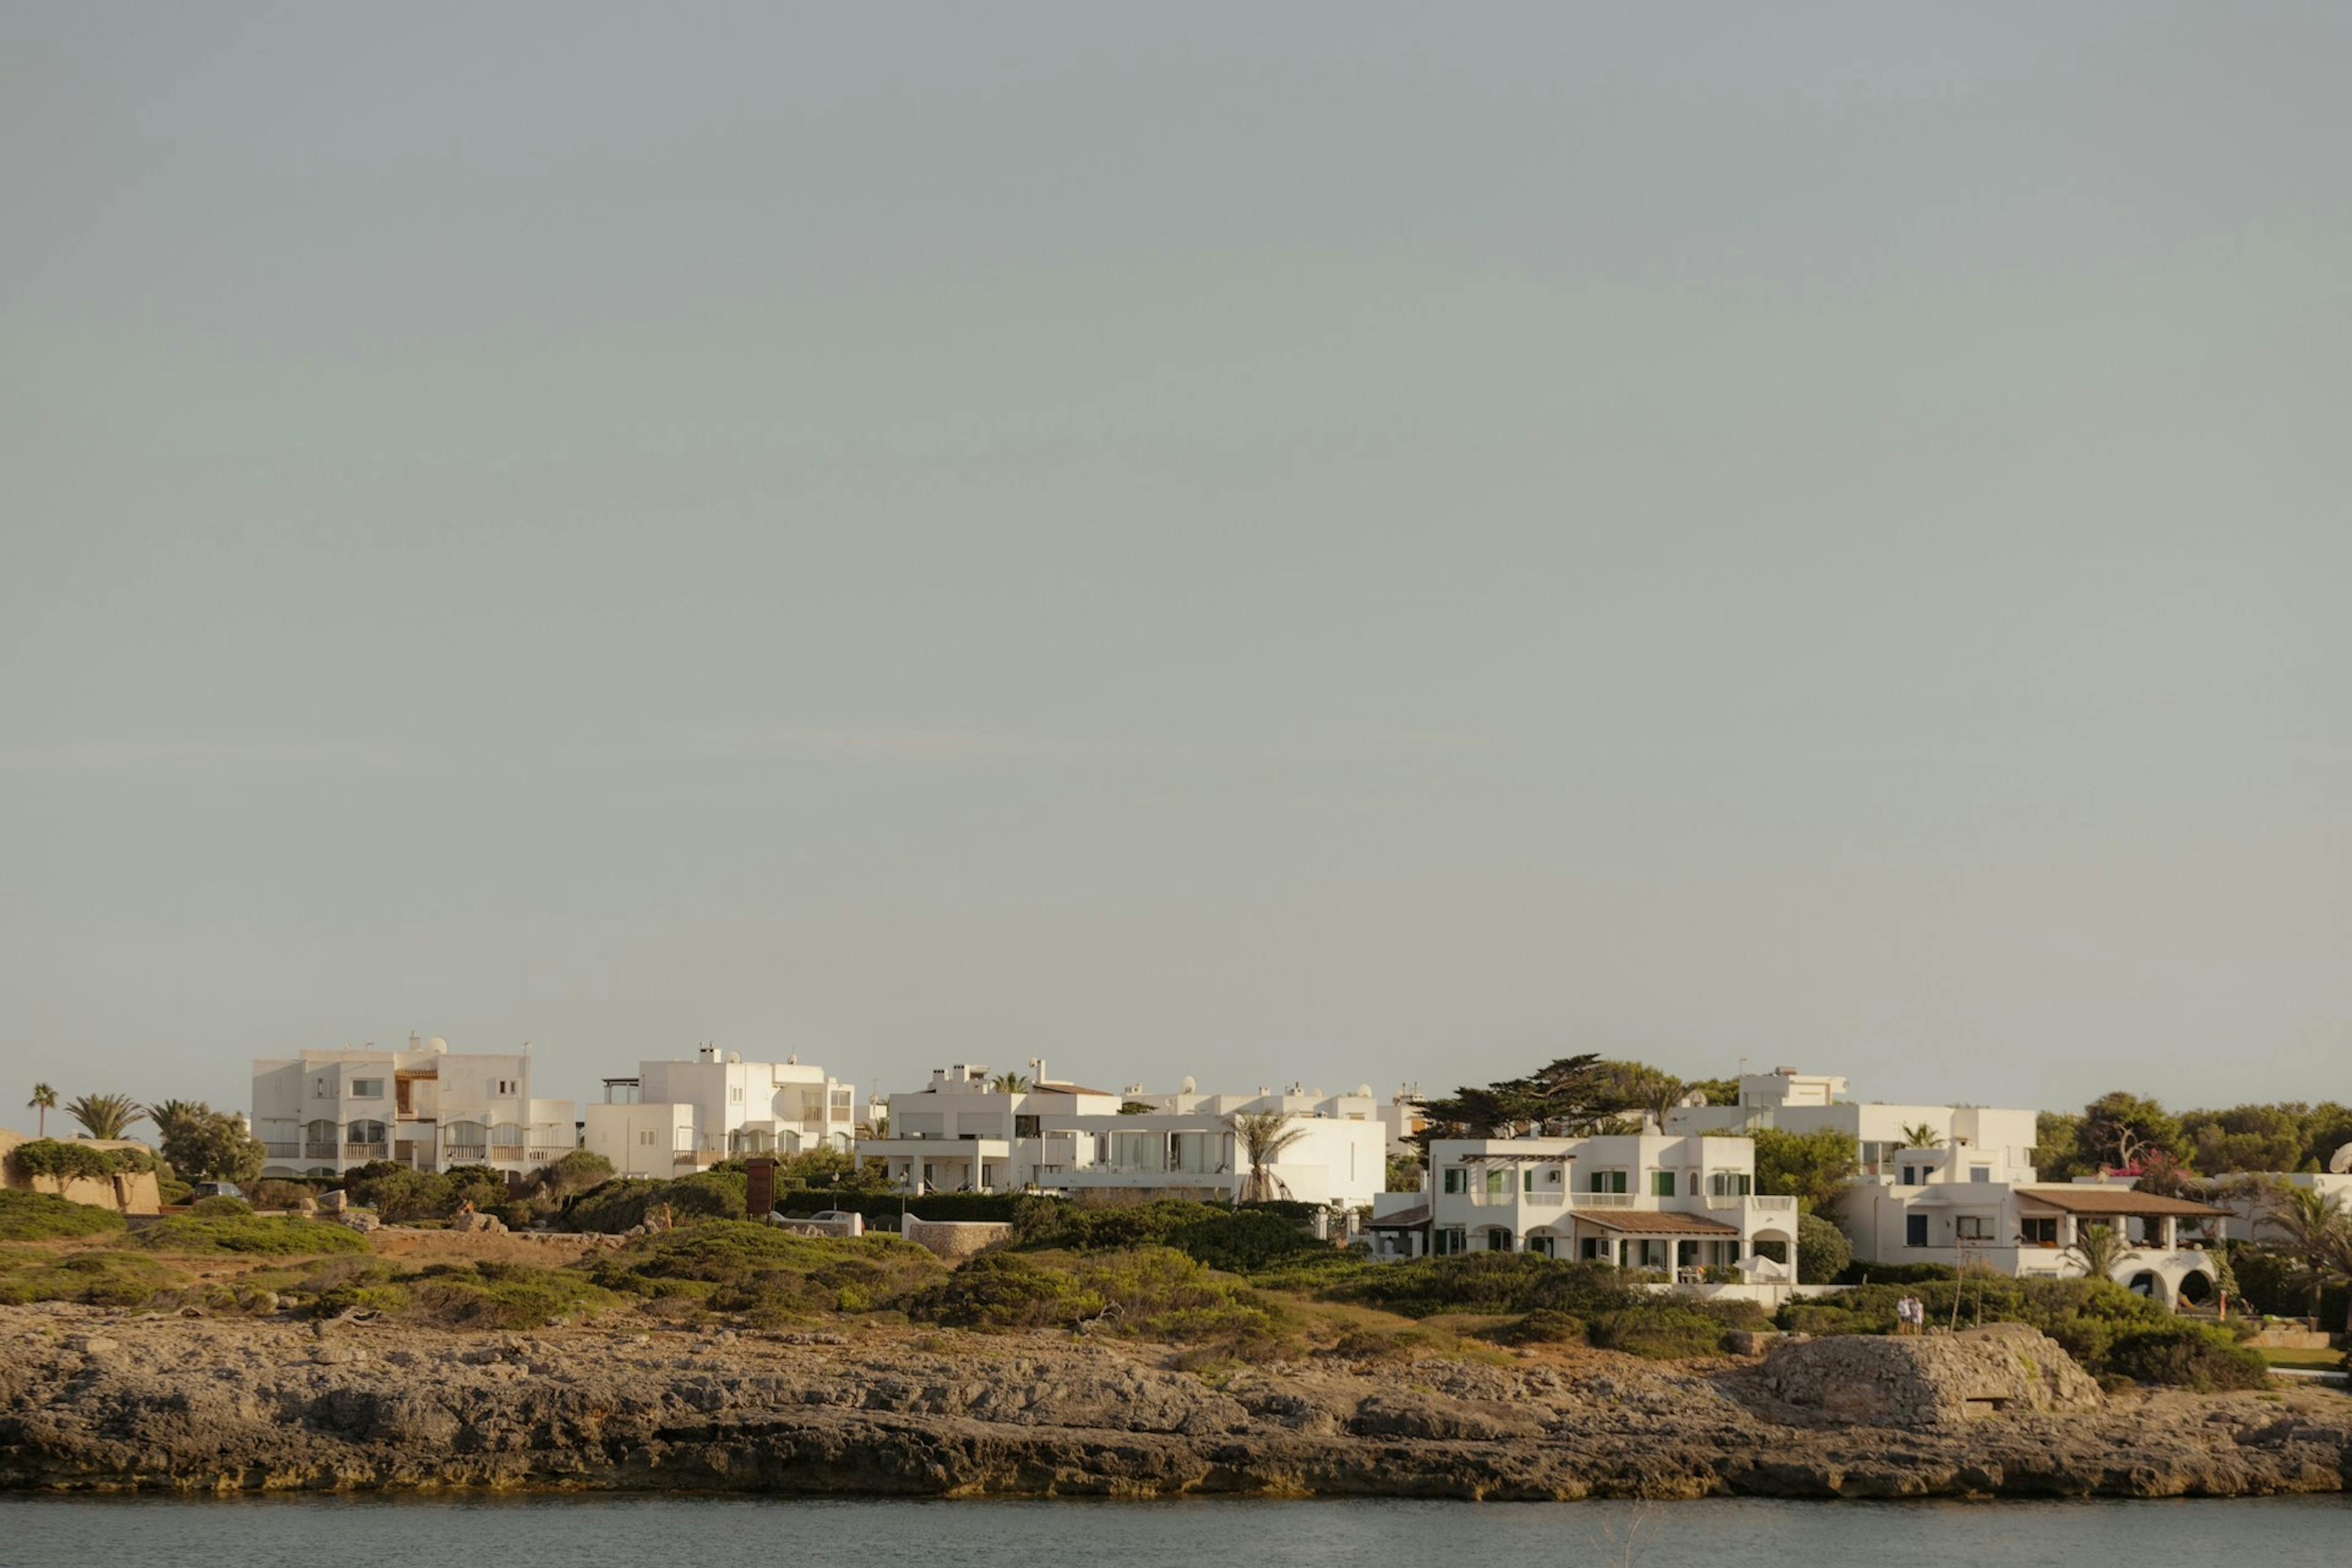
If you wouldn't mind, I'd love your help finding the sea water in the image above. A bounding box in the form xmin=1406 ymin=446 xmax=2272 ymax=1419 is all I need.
xmin=1 ymin=1493 xmax=2346 ymax=1568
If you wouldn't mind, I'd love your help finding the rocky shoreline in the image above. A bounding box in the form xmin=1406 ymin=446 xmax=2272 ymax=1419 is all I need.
xmin=2 ymin=1305 xmax=2347 ymax=1501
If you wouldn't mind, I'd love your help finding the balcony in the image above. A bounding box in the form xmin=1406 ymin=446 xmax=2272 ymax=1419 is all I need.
xmin=527 ymin=1147 xmax=573 ymax=1163
xmin=265 ymin=1142 xmax=301 ymax=1158
xmin=342 ymin=1142 xmax=388 ymax=1161
xmin=444 ymin=1144 xmax=486 ymax=1163
xmin=301 ymin=1144 xmax=339 ymax=1161
xmin=1705 ymin=1193 xmax=1795 ymax=1212
xmin=1569 ymin=1191 xmax=1636 ymax=1208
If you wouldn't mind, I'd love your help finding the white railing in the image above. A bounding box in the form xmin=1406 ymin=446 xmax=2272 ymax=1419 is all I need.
xmin=342 ymin=1142 xmax=388 ymax=1160
xmin=1704 ymin=1193 xmax=1795 ymax=1212
xmin=1569 ymin=1191 xmax=1636 ymax=1208
xmin=265 ymin=1142 xmax=301 ymax=1158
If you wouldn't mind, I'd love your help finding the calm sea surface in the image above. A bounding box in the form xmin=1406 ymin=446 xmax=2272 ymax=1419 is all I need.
xmin=1 ymin=1494 xmax=2346 ymax=1568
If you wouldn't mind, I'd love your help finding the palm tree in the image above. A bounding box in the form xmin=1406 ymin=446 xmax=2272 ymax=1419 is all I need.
xmin=26 ymin=1084 xmax=56 ymax=1137
xmin=2318 ymin=1226 xmax=2352 ymax=1338
xmin=64 ymin=1091 xmax=141 ymax=1141
xmin=992 ymin=1072 xmax=1030 ymax=1093
xmin=2065 ymin=1222 xmax=2127 ymax=1284
xmin=1229 ymin=1111 xmax=1308 ymax=1204
xmin=2259 ymin=1183 xmax=2351 ymax=1322
xmin=1898 ymin=1122 xmax=1943 ymax=1149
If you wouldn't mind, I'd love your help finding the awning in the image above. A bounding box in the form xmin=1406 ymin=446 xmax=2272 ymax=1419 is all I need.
xmin=2014 ymin=1187 xmax=2225 ymax=1218
xmin=1570 ymin=1210 xmax=1740 ymax=1236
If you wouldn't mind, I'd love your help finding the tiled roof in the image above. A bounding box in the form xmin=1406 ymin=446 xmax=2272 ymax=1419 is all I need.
xmin=2013 ymin=1187 xmax=2225 ymax=1218
xmin=1366 ymin=1205 xmax=1431 ymax=1228
xmin=1571 ymin=1209 xmax=1741 ymax=1236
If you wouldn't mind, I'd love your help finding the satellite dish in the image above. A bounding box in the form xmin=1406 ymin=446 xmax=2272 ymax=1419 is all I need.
xmin=2329 ymin=1143 xmax=2352 ymax=1175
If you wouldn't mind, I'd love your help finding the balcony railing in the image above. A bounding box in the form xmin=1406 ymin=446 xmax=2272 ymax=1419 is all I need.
xmin=1569 ymin=1191 xmax=1636 ymax=1207
xmin=265 ymin=1142 xmax=301 ymax=1158
xmin=301 ymin=1144 xmax=339 ymax=1160
xmin=342 ymin=1142 xmax=388 ymax=1160
xmin=444 ymin=1144 xmax=486 ymax=1162
xmin=1703 ymin=1193 xmax=1795 ymax=1212
xmin=527 ymin=1147 xmax=573 ymax=1163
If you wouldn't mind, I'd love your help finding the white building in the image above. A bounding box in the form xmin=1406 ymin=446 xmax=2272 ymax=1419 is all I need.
xmin=1396 ymin=1132 xmax=1799 ymax=1280
xmin=252 ymin=1033 xmax=575 ymax=1183
xmin=859 ymin=1063 xmax=1387 ymax=1207
xmin=1671 ymin=1066 xmax=2228 ymax=1306
xmin=581 ymin=1046 xmax=857 ymax=1178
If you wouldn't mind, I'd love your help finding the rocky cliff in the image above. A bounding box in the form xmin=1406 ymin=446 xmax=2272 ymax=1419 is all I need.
xmin=2 ymin=1304 xmax=2346 ymax=1500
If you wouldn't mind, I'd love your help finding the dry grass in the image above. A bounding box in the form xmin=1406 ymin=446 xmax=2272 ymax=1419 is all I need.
xmin=371 ymin=1229 xmax=601 ymax=1268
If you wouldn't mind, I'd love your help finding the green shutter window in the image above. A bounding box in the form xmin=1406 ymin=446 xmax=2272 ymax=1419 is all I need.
xmin=1652 ymin=1170 xmax=1676 ymax=1197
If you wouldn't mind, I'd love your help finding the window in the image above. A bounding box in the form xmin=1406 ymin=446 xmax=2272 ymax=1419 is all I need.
xmin=1442 ymin=1167 xmax=1463 ymax=1194
xmin=638 ymin=1131 xmax=655 ymax=1147
xmin=1523 ymin=1167 xmax=1537 ymax=1193
xmin=1901 ymin=1166 xmax=1920 ymax=1185
xmin=313 ymin=1077 xmax=330 ymax=1099
xmin=1956 ymin=1215 xmax=1992 ymax=1240
xmin=729 ymin=1087 xmax=744 ymax=1104
xmin=1485 ymin=1227 xmax=1512 ymax=1251
xmin=1433 ymin=1228 xmax=1466 ymax=1256
xmin=1651 ymin=1170 xmax=1676 ymax=1197
xmin=1707 ymin=1171 xmax=1752 ymax=1197
xmin=1484 ymin=1167 xmax=1509 ymax=1199
xmin=1905 ymin=1214 xmax=1929 ymax=1247
xmin=1588 ymin=1169 xmax=1628 ymax=1194
xmin=2021 ymin=1217 xmax=2059 ymax=1246
xmin=1014 ymin=1115 xmax=1040 ymax=1139
xmin=1969 ymin=1166 xmax=1991 ymax=1183
xmin=1528 ymin=1234 xmax=1554 ymax=1257
xmin=350 ymin=1079 xmax=383 ymax=1099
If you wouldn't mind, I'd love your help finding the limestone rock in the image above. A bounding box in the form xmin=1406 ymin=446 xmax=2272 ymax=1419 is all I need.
xmin=1754 ymin=1324 xmax=2103 ymax=1428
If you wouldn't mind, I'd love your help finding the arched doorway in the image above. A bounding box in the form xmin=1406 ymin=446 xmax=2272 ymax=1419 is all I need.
xmin=1486 ymin=1226 xmax=1513 ymax=1253
xmin=2176 ymin=1270 xmax=2215 ymax=1308
xmin=2126 ymin=1270 xmax=2162 ymax=1298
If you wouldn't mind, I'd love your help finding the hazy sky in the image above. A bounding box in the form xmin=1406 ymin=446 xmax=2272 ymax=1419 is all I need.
xmin=4 ymin=4 xmax=2348 ymax=1130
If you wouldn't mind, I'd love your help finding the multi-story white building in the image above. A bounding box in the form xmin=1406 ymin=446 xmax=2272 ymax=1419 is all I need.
xmin=1671 ymin=1066 xmax=2227 ymax=1306
xmin=252 ymin=1033 xmax=575 ymax=1183
xmin=1664 ymin=1067 xmax=2043 ymax=1183
xmin=581 ymin=1046 xmax=856 ymax=1178
xmin=859 ymin=1063 xmax=1387 ymax=1207
xmin=1396 ymin=1132 xmax=1800 ymax=1278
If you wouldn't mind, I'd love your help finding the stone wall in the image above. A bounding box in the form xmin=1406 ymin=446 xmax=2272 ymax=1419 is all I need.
xmin=902 ymin=1216 xmax=1012 ymax=1261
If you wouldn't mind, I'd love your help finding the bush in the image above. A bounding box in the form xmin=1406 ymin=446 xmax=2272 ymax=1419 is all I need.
xmin=2103 ymin=1322 xmax=2269 ymax=1392
xmin=1011 ymin=1199 xmax=1332 ymax=1275
xmin=0 ymin=1247 xmax=185 ymax=1306
xmin=6 ymin=1139 xmax=124 ymax=1182
xmin=782 ymin=1190 xmax=1035 ymax=1226
xmin=1833 ymin=1261 xmax=1958 ymax=1286
xmin=907 ymin=1246 xmax=1297 ymax=1359
xmin=249 ymin=1180 xmax=317 ymax=1212
xmin=187 ymin=1194 xmax=253 ymax=1217
xmin=129 ymin=1212 xmax=369 ymax=1256
xmin=562 ymin=1171 xmax=750 ymax=1233
xmin=400 ymin=1261 xmax=620 ymax=1329
xmin=585 ymin=1219 xmax=943 ymax=1322
xmin=533 ymin=1149 xmax=614 ymax=1198
xmin=1796 ymin=1213 xmax=1850 ymax=1284
xmin=0 ymin=1190 xmax=129 ymax=1241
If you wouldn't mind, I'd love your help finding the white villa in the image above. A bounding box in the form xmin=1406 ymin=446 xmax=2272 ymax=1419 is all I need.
xmin=859 ymin=1063 xmax=1388 ymax=1207
xmin=581 ymin=1046 xmax=857 ymax=1178
xmin=252 ymin=1033 xmax=575 ymax=1183
xmin=1379 ymin=1131 xmax=1800 ymax=1280
xmin=1669 ymin=1066 xmax=2228 ymax=1306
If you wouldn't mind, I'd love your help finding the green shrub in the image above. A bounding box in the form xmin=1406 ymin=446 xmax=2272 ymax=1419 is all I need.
xmin=2104 ymin=1321 xmax=2270 ymax=1391
xmin=249 ymin=1180 xmax=317 ymax=1211
xmin=1477 ymin=1309 xmax=1586 ymax=1347
xmin=907 ymin=1251 xmax=1102 ymax=1331
xmin=0 ymin=1190 xmax=129 ymax=1241
xmin=129 ymin=1212 xmax=368 ymax=1256
xmin=1796 ymin=1213 xmax=1850 ymax=1284
xmin=1320 ymin=1251 xmax=1632 ymax=1318
xmin=585 ymin=1219 xmax=943 ymax=1322
xmin=399 ymin=1261 xmax=620 ymax=1329
xmin=1833 ymin=1261 xmax=1958 ymax=1286
xmin=6 ymin=1139 xmax=124 ymax=1182
xmin=187 ymin=1194 xmax=253 ymax=1217
xmin=0 ymin=1246 xmax=185 ymax=1306
xmin=561 ymin=1171 xmax=750 ymax=1233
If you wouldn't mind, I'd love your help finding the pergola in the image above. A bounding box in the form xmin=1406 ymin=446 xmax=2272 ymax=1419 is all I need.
xmin=1554 ymin=1207 xmax=1744 ymax=1271
xmin=2012 ymin=1186 xmax=2226 ymax=1251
